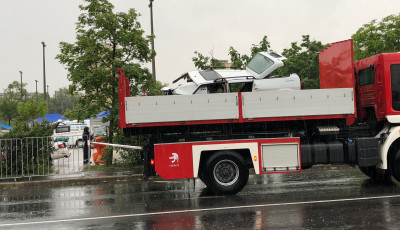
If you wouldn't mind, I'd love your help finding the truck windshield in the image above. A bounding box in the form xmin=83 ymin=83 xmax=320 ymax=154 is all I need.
xmin=391 ymin=64 xmax=400 ymax=111
xmin=247 ymin=54 xmax=274 ymax=74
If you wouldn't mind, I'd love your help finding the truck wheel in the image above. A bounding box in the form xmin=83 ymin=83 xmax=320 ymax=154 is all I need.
xmin=359 ymin=166 xmax=390 ymax=182
xmin=202 ymin=151 xmax=248 ymax=195
xmin=389 ymin=149 xmax=400 ymax=182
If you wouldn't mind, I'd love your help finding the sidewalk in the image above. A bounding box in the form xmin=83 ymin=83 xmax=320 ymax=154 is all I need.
xmin=0 ymin=167 xmax=145 ymax=189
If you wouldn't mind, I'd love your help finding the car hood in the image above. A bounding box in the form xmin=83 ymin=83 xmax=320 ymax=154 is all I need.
xmin=187 ymin=69 xmax=252 ymax=85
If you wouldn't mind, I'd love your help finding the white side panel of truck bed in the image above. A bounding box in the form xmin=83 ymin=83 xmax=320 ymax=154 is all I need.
xmin=125 ymin=93 xmax=238 ymax=124
xmin=242 ymin=88 xmax=354 ymax=119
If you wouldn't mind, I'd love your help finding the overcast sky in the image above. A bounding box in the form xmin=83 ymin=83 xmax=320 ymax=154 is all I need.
xmin=1 ymin=0 xmax=400 ymax=95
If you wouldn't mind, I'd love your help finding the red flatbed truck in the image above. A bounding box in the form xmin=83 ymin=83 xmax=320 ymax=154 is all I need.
xmin=118 ymin=39 xmax=400 ymax=195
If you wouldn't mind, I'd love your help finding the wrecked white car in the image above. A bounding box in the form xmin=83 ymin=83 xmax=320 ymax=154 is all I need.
xmin=162 ymin=52 xmax=301 ymax=95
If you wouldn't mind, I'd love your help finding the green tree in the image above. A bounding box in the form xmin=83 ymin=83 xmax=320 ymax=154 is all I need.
xmin=0 ymin=97 xmax=18 ymax=125
xmin=1 ymin=121 xmax=55 ymax=176
xmin=192 ymin=51 xmax=225 ymax=69
xmin=56 ymin=0 xmax=156 ymax=148
xmin=192 ymin=35 xmax=325 ymax=89
xmin=352 ymin=14 xmax=400 ymax=61
xmin=229 ymin=35 xmax=271 ymax=69
xmin=17 ymin=96 xmax=47 ymax=122
xmin=193 ymin=36 xmax=271 ymax=70
xmin=4 ymin=81 xmax=28 ymax=100
xmin=0 ymin=81 xmax=27 ymax=125
xmin=47 ymin=88 xmax=79 ymax=114
xmin=277 ymin=35 xmax=327 ymax=89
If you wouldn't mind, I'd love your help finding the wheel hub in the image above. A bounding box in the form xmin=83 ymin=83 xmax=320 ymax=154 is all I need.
xmin=213 ymin=159 xmax=239 ymax=186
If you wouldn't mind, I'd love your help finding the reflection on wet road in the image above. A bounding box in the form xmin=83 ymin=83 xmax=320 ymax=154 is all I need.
xmin=1 ymin=166 xmax=400 ymax=229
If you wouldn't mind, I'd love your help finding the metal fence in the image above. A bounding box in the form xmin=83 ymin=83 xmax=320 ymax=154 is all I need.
xmin=0 ymin=136 xmax=89 ymax=178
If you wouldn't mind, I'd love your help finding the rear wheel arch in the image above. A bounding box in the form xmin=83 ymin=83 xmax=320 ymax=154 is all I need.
xmin=199 ymin=149 xmax=250 ymax=195
xmin=387 ymin=138 xmax=400 ymax=181
xmin=198 ymin=149 xmax=252 ymax=177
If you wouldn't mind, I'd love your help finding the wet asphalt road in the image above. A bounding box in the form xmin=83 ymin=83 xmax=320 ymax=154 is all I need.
xmin=1 ymin=166 xmax=400 ymax=229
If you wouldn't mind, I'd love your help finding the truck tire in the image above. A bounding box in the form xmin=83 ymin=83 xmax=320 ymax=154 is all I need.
xmin=202 ymin=151 xmax=248 ymax=195
xmin=359 ymin=166 xmax=390 ymax=182
xmin=389 ymin=148 xmax=400 ymax=182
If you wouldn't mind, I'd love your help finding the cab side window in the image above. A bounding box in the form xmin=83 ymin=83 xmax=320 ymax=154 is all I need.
xmin=391 ymin=64 xmax=400 ymax=111
xmin=359 ymin=66 xmax=375 ymax=86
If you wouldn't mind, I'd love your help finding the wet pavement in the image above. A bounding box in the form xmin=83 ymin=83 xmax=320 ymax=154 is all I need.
xmin=1 ymin=165 xmax=400 ymax=229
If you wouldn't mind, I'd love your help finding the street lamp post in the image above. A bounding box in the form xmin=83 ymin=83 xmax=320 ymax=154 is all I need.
xmin=19 ymin=71 xmax=23 ymax=97
xmin=35 ymin=80 xmax=38 ymax=95
xmin=149 ymin=0 xmax=156 ymax=81
xmin=35 ymin=80 xmax=38 ymax=103
xmin=41 ymin=41 xmax=47 ymax=100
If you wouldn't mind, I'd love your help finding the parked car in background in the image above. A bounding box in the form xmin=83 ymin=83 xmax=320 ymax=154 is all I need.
xmin=51 ymin=141 xmax=70 ymax=160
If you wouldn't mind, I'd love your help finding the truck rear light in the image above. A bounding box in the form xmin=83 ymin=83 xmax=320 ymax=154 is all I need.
xmin=58 ymin=143 xmax=65 ymax=148
xmin=150 ymin=159 xmax=155 ymax=165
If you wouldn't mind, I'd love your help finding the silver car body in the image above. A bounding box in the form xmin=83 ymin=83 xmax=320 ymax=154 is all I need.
xmin=163 ymin=52 xmax=301 ymax=95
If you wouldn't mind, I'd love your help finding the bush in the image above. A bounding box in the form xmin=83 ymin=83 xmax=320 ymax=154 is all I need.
xmin=0 ymin=120 xmax=56 ymax=176
xmin=101 ymin=146 xmax=113 ymax=166
xmin=112 ymin=129 xmax=144 ymax=166
xmin=3 ymin=119 xmax=56 ymax=138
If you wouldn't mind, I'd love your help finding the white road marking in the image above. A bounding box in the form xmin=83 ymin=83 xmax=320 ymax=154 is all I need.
xmin=2 ymin=194 xmax=400 ymax=227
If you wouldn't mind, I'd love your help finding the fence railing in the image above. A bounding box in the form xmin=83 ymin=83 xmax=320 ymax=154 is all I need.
xmin=0 ymin=136 xmax=90 ymax=179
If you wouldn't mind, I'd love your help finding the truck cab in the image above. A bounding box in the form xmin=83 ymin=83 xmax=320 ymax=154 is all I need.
xmin=162 ymin=52 xmax=301 ymax=95
xmin=356 ymin=53 xmax=400 ymax=124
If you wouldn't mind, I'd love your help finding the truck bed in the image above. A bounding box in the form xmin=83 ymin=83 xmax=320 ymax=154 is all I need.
xmin=118 ymin=39 xmax=356 ymax=130
xmin=123 ymin=88 xmax=354 ymax=126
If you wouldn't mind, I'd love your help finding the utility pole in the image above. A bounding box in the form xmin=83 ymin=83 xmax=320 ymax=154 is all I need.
xmin=35 ymin=80 xmax=38 ymax=95
xmin=149 ymin=0 xmax=156 ymax=81
xmin=19 ymin=71 xmax=23 ymax=97
xmin=41 ymin=41 xmax=47 ymax=100
xmin=47 ymin=85 xmax=49 ymax=99
xmin=35 ymin=80 xmax=38 ymax=103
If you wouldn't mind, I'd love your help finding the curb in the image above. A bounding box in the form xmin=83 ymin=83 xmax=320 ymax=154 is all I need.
xmin=0 ymin=173 xmax=148 ymax=190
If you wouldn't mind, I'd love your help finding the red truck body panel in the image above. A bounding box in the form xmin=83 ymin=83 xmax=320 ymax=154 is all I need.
xmin=319 ymin=40 xmax=355 ymax=89
xmin=318 ymin=39 xmax=357 ymax=125
xmin=154 ymin=138 xmax=301 ymax=180
xmin=355 ymin=53 xmax=400 ymax=121
xmin=118 ymin=68 xmax=130 ymax=129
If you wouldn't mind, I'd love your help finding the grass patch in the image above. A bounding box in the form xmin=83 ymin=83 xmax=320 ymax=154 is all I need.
xmin=83 ymin=164 xmax=142 ymax=172
xmin=70 ymin=181 xmax=86 ymax=186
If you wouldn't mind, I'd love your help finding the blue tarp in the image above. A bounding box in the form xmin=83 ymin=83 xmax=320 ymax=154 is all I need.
xmin=96 ymin=111 xmax=110 ymax=118
xmin=33 ymin=113 xmax=65 ymax=124
xmin=0 ymin=122 xmax=12 ymax=130
xmin=31 ymin=112 xmax=107 ymax=125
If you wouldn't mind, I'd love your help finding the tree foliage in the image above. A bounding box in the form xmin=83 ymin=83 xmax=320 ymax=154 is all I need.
xmin=4 ymin=81 xmax=28 ymax=100
xmin=0 ymin=97 xmax=18 ymax=125
xmin=17 ymin=96 xmax=47 ymax=122
xmin=277 ymin=35 xmax=327 ymax=89
xmin=0 ymin=81 xmax=28 ymax=125
xmin=191 ymin=35 xmax=325 ymax=89
xmin=352 ymin=14 xmax=400 ymax=61
xmin=56 ymin=0 xmax=156 ymax=145
xmin=228 ymin=35 xmax=271 ymax=69
xmin=193 ymin=35 xmax=271 ymax=70
xmin=47 ymin=88 xmax=79 ymax=115
xmin=1 ymin=121 xmax=55 ymax=176
xmin=192 ymin=51 xmax=225 ymax=69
